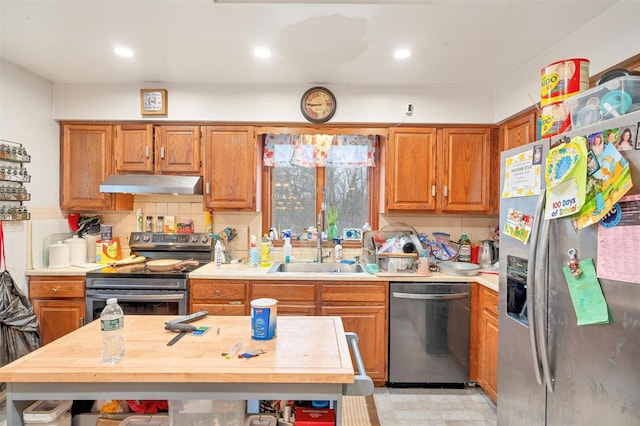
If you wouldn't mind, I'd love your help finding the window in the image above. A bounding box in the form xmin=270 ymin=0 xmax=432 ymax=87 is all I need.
xmin=262 ymin=133 xmax=378 ymax=243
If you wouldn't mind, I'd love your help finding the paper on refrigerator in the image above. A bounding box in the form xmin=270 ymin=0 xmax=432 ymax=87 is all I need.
xmin=501 ymin=148 xmax=541 ymax=198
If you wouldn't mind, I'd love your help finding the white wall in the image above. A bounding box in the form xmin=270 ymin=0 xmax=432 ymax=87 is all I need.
xmin=495 ymin=0 xmax=640 ymax=121
xmin=0 ymin=59 xmax=59 ymax=291
xmin=53 ymin=83 xmax=496 ymax=124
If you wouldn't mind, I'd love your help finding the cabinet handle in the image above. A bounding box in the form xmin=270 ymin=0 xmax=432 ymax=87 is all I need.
xmin=443 ymin=185 xmax=448 ymax=197
xmin=206 ymin=182 xmax=211 ymax=194
xmin=160 ymin=147 xmax=165 ymax=159
xmin=431 ymin=185 xmax=436 ymax=197
xmin=79 ymin=317 xmax=84 ymax=327
xmin=145 ymin=146 xmax=150 ymax=158
xmin=51 ymin=287 xmax=58 ymax=294
xmin=215 ymin=289 xmax=221 ymax=296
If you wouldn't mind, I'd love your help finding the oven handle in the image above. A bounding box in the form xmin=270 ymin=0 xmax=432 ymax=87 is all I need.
xmin=86 ymin=292 xmax=186 ymax=301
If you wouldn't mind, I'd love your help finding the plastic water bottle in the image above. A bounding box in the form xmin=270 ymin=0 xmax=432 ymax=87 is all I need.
xmin=214 ymin=239 xmax=223 ymax=267
xmin=100 ymin=298 xmax=124 ymax=365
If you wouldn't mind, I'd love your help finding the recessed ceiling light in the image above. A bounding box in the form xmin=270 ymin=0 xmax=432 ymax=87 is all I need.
xmin=393 ymin=49 xmax=411 ymax=59
xmin=253 ymin=47 xmax=271 ymax=59
xmin=114 ymin=46 xmax=134 ymax=58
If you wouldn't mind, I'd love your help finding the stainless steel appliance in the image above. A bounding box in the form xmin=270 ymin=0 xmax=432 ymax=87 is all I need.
xmin=498 ymin=111 xmax=640 ymax=425
xmin=388 ymin=282 xmax=471 ymax=385
xmin=85 ymin=232 xmax=213 ymax=321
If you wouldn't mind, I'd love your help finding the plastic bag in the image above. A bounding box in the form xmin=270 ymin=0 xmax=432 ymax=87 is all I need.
xmin=0 ymin=269 xmax=41 ymax=367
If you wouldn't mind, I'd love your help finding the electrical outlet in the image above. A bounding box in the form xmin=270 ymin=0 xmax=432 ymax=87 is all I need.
xmin=406 ymin=103 xmax=413 ymax=115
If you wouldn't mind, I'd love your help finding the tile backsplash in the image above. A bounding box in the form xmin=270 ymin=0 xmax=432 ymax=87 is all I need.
xmin=98 ymin=195 xmax=498 ymax=261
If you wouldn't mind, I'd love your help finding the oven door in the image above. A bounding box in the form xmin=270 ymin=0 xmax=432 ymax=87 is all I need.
xmin=85 ymin=289 xmax=187 ymax=322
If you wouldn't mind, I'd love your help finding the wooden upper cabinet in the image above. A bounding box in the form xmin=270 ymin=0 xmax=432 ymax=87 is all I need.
xmin=154 ymin=125 xmax=201 ymax=174
xmin=386 ymin=127 xmax=438 ymax=211
xmin=499 ymin=111 xmax=537 ymax=152
xmin=114 ymin=124 xmax=154 ymax=173
xmin=440 ymin=127 xmax=492 ymax=213
xmin=60 ymin=124 xmax=132 ymax=211
xmin=202 ymin=126 xmax=256 ymax=210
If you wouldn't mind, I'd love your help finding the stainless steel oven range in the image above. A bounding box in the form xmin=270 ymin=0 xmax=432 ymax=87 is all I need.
xmin=85 ymin=232 xmax=213 ymax=321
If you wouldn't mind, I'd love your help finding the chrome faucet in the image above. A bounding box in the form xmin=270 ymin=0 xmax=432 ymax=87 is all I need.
xmin=317 ymin=213 xmax=324 ymax=263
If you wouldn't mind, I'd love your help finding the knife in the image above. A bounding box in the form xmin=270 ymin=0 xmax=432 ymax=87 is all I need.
xmin=165 ymin=323 xmax=196 ymax=346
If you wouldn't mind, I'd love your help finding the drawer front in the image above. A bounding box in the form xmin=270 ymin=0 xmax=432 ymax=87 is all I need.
xmin=192 ymin=303 xmax=246 ymax=316
xmin=190 ymin=281 xmax=246 ymax=301
xmin=251 ymin=282 xmax=316 ymax=302
xmin=481 ymin=287 xmax=499 ymax=316
xmin=322 ymin=282 xmax=386 ymax=303
xmin=29 ymin=278 xmax=85 ymax=299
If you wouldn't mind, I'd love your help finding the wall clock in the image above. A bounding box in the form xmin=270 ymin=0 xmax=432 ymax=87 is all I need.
xmin=300 ymin=87 xmax=337 ymax=123
xmin=140 ymin=89 xmax=168 ymax=115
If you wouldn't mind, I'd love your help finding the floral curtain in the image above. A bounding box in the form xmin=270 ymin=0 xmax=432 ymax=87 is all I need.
xmin=263 ymin=134 xmax=376 ymax=167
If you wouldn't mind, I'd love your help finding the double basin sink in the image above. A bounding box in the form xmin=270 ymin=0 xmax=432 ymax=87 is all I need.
xmin=267 ymin=261 xmax=366 ymax=274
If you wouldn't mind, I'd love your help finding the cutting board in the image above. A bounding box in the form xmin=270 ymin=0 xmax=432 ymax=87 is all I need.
xmin=31 ymin=219 xmax=72 ymax=269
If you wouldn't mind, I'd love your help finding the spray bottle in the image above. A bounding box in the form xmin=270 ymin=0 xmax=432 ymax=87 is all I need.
xmin=249 ymin=235 xmax=259 ymax=268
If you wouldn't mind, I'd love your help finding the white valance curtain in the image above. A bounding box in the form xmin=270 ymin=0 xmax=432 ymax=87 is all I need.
xmin=263 ymin=134 xmax=376 ymax=167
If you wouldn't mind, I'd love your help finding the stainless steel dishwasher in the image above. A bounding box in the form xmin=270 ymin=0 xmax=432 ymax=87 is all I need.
xmin=388 ymin=282 xmax=471 ymax=386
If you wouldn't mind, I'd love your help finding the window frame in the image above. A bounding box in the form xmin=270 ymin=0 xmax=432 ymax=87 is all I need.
xmin=259 ymin=131 xmax=381 ymax=248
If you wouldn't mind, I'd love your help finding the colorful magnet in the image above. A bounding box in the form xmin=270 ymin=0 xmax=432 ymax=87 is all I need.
xmin=567 ymin=248 xmax=582 ymax=278
xmin=600 ymin=203 xmax=622 ymax=228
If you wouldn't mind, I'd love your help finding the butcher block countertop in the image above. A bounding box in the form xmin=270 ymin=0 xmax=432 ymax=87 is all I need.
xmin=0 ymin=315 xmax=354 ymax=385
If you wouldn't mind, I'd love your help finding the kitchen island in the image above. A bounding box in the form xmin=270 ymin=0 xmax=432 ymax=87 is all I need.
xmin=0 ymin=315 xmax=362 ymax=426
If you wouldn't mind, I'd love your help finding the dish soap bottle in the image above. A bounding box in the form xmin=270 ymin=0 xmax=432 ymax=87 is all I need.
xmin=136 ymin=208 xmax=143 ymax=232
xmin=261 ymin=234 xmax=272 ymax=268
xmin=283 ymin=237 xmax=292 ymax=263
xmin=334 ymin=238 xmax=343 ymax=263
xmin=458 ymin=233 xmax=471 ymax=262
xmin=249 ymin=235 xmax=259 ymax=267
xmin=214 ymin=239 xmax=223 ymax=267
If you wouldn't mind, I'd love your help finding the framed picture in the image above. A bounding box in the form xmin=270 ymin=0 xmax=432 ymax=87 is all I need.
xmin=586 ymin=150 xmax=600 ymax=176
xmin=343 ymin=228 xmax=362 ymax=241
xmin=140 ymin=89 xmax=167 ymax=115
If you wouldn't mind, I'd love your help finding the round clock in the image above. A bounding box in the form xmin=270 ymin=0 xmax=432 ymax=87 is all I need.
xmin=300 ymin=87 xmax=337 ymax=123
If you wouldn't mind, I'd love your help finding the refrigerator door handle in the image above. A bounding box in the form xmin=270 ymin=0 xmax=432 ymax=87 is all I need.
xmin=527 ymin=190 xmax=545 ymax=386
xmin=537 ymin=217 xmax=555 ymax=394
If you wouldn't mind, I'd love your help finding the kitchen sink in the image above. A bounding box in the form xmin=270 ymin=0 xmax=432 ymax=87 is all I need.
xmin=267 ymin=261 xmax=366 ymax=274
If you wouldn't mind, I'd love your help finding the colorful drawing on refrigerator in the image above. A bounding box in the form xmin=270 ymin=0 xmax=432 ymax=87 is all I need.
xmin=596 ymin=194 xmax=640 ymax=284
xmin=562 ymin=258 xmax=609 ymax=326
xmin=501 ymin=148 xmax=541 ymax=198
xmin=503 ymin=208 xmax=533 ymax=244
xmin=544 ymin=137 xmax=587 ymax=219
xmin=573 ymin=139 xmax=633 ymax=229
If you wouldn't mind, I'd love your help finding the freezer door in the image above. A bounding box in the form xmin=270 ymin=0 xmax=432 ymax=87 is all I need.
xmin=546 ymin=218 xmax=640 ymax=425
xmin=497 ymin=142 xmax=547 ymax=426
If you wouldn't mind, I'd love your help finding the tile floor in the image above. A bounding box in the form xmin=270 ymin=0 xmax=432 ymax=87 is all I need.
xmin=373 ymin=387 xmax=497 ymax=426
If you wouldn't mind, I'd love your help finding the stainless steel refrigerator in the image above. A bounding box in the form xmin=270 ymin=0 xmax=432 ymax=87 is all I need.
xmin=498 ymin=110 xmax=640 ymax=425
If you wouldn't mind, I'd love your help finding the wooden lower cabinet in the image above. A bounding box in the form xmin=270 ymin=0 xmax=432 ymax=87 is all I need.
xmin=321 ymin=281 xmax=387 ymax=385
xmin=250 ymin=281 xmax=316 ymax=316
xmin=470 ymin=282 xmax=499 ymax=402
xmin=28 ymin=276 xmax=86 ymax=345
xmin=189 ymin=279 xmax=247 ymax=315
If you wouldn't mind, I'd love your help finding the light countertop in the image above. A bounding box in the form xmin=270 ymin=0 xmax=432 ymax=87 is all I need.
xmin=26 ymin=262 xmax=499 ymax=292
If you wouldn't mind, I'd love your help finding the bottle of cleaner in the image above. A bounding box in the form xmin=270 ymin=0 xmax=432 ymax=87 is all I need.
xmin=214 ymin=240 xmax=223 ymax=267
xmin=334 ymin=239 xmax=343 ymax=263
xmin=261 ymin=234 xmax=272 ymax=267
xmin=249 ymin=235 xmax=259 ymax=267
xmin=136 ymin=208 xmax=143 ymax=232
xmin=100 ymin=298 xmax=124 ymax=365
xmin=283 ymin=237 xmax=292 ymax=263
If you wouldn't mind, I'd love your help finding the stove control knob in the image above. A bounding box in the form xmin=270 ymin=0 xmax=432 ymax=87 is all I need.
xmin=191 ymin=235 xmax=199 ymax=244
xmin=142 ymin=234 xmax=151 ymax=242
xmin=200 ymin=234 xmax=209 ymax=244
xmin=131 ymin=234 xmax=140 ymax=242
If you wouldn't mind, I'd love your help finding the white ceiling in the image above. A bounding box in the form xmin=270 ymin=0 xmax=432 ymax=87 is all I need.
xmin=0 ymin=0 xmax=620 ymax=88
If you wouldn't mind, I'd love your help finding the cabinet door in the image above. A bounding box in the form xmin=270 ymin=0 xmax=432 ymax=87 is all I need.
xmin=32 ymin=299 xmax=85 ymax=345
xmin=321 ymin=305 xmax=386 ymax=383
xmin=155 ymin=125 xmax=201 ymax=174
xmin=60 ymin=124 xmax=117 ymax=211
xmin=115 ymin=124 xmax=154 ymax=173
xmin=500 ymin=111 xmax=536 ymax=152
xmin=202 ymin=126 xmax=256 ymax=210
xmin=386 ymin=128 xmax=437 ymax=211
xmin=481 ymin=311 xmax=499 ymax=402
xmin=441 ymin=127 xmax=492 ymax=213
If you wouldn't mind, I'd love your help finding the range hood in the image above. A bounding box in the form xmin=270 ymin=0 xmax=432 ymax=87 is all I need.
xmin=100 ymin=175 xmax=203 ymax=195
